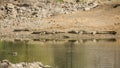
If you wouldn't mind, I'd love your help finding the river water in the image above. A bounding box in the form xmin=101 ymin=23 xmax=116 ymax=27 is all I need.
xmin=0 ymin=38 xmax=120 ymax=68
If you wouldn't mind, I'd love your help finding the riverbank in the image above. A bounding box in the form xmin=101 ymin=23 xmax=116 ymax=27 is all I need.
xmin=0 ymin=0 xmax=120 ymax=38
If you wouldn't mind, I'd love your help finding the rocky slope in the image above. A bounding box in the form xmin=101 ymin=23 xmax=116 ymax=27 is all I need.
xmin=0 ymin=0 xmax=99 ymax=31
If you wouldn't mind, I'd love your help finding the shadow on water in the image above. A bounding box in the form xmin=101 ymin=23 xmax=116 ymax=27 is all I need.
xmin=68 ymin=38 xmax=116 ymax=43
xmin=0 ymin=38 xmax=120 ymax=68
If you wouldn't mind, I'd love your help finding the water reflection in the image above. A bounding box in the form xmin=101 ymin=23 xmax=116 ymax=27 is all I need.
xmin=0 ymin=38 xmax=120 ymax=68
xmin=13 ymin=38 xmax=117 ymax=43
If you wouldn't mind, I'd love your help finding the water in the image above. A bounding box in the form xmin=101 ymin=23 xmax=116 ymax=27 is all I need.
xmin=0 ymin=38 xmax=120 ymax=68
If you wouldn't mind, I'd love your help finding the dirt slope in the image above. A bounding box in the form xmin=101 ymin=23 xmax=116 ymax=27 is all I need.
xmin=45 ymin=2 xmax=120 ymax=34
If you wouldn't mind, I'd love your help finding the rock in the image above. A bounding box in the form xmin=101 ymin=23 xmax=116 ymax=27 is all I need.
xmin=16 ymin=64 xmax=24 ymax=68
xmin=0 ymin=60 xmax=10 ymax=68
xmin=0 ymin=10 xmax=4 ymax=19
xmin=92 ymin=31 xmax=97 ymax=35
xmin=82 ymin=31 xmax=93 ymax=34
xmin=63 ymin=36 xmax=70 ymax=38
xmin=52 ymin=31 xmax=65 ymax=34
xmin=84 ymin=7 xmax=91 ymax=11
xmin=5 ymin=3 xmax=17 ymax=18
xmin=92 ymin=2 xmax=98 ymax=8
xmin=0 ymin=62 xmax=9 ymax=68
xmin=113 ymin=4 xmax=120 ymax=8
xmin=2 ymin=59 xmax=9 ymax=63
xmin=9 ymin=64 xmax=16 ymax=68
xmin=43 ymin=65 xmax=51 ymax=68
xmin=20 ymin=62 xmax=26 ymax=67
xmin=0 ymin=60 xmax=51 ymax=68
xmin=6 ymin=3 xmax=14 ymax=9
xmin=68 ymin=30 xmax=79 ymax=34
xmin=32 ymin=12 xmax=38 ymax=16
xmin=79 ymin=30 xmax=84 ymax=34
xmin=20 ymin=7 xmax=27 ymax=11
xmin=36 ymin=62 xmax=44 ymax=67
